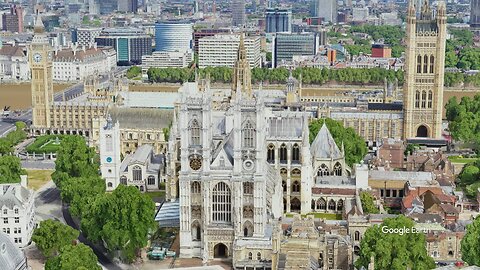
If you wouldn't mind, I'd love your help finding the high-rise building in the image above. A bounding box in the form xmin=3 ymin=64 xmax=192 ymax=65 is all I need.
xmin=273 ymin=33 xmax=318 ymax=67
xmin=311 ymin=0 xmax=337 ymax=23
xmin=29 ymin=14 xmax=54 ymax=129
xmin=265 ymin=7 xmax=292 ymax=33
xmin=154 ymin=21 xmax=193 ymax=52
xmin=2 ymin=5 xmax=23 ymax=33
xmin=118 ymin=0 xmax=138 ymax=13
xmin=95 ymin=28 xmax=152 ymax=65
xmin=99 ymin=0 xmax=118 ymax=15
xmin=193 ymin=28 xmax=230 ymax=54
xmin=73 ymin=27 xmax=102 ymax=46
xmin=232 ymin=0 xmax=246 ymax=26
xmin=471 ymin=0 xmax=480 ymax=27
xmin=403 ymin=0 xmax=446 ymax=139
xmin=198 ymin=34 xmax=261 ymax=68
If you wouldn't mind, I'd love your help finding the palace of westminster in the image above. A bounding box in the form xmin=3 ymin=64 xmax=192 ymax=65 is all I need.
xmin=28 ymin=1 xmax=451 ymax=269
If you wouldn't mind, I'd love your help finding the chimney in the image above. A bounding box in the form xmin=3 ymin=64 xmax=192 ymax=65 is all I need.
xmin=20 ymin=175 xmax=28 ymax=188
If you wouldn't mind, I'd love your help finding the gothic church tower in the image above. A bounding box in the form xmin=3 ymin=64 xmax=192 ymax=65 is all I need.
xmin=231 ymin=32 xmax=252 ymax=99
xmin=29 ymin=14 xmax=54 ymax=129
xmin=403 ymin=0 xmax=446 ymax=139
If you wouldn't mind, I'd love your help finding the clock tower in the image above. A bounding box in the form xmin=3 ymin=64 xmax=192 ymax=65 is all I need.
xmin=29 ymin=13 xmax=54 ymax=129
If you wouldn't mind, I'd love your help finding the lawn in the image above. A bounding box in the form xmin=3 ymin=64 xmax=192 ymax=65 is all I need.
xmin=145 ymin=191 xmax=166 ymax=200
xmin=285 ymin=212 xmax=342 ymax=220
xmin=26 ymin=135 xmax=64 ymax=154
xmin=448 ymin=156 xmax=479 ymax=164
xmin=26 ymin=169 xmax=53 ymax=190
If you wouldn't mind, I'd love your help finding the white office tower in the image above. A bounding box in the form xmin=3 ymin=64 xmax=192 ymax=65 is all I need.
xmin=99 ymin=115 xmax=121 ymax=191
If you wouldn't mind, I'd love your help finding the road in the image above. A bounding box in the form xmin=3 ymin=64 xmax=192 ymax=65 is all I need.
xmin=34 ymin=181 xmax=122 ymax=270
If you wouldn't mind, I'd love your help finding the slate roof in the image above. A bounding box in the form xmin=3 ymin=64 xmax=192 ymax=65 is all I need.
xmin=0 ymin=232 xmax=26 ymax=270
xmin=310 ymin=123 xmax=342 ymax=160
xmin=0 ymin=45 xmax=26 ymax=58
xmin=368 ymin=102 xmax=403 ymax=111
xmin=0 ymin=184 xmax=32 ymax=210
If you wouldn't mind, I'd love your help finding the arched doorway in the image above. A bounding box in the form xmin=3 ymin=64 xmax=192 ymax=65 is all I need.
xmin=290 ymin=198 xmax=301 ymax=212
xmin=416 ymin=125 xmax=428 ymax=137
xmin=213 ymin=243 xmax=228 ymax=258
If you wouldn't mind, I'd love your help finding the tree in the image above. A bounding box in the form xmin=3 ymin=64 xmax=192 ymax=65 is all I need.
xmin=45 ymin=243 xmax=101 ymax=270
xmin=126 ymin=66 xmax=142 ymax=79
xmin=457 ymin=160 xmax=480 ymax=198
xmin=81 ymin=185 xmax=156 ymax=262
xmin=52 ymin=135 xmax=99 ymax=188
xmin=355 ymin=215 xmax=435 ymax=270
xmin=445 ymin=95 xmax=480 ymax=146
xmin=404 ymin=143 xmax=420 ymax=156
xmin=60 ymin=176 xmax=106 ymax=217
xmin=32 ymin=220 xmax=79 ymax=258
xmin=0 ymin=155 xmax=26 ymax=184
xmin=360 ymin=192 xmax=380 ymax=214
xmin=461 ymin=215 xmax=480 ymax=266
xmin=309 ymin=118 xmax=368 ymax=167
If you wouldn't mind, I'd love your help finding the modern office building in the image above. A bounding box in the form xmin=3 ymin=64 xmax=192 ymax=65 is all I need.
xmin=231 ymin=0 xmax=246 ymax=26
xmin=472 ymin=0 xmax=480 ymax=27
xmin=118 ymin=0 xmax=138 ymax=13
xmin=193 ymin=28 xmax=230 ymax=54
xmin=311 ymin=0 xmax=337 ymax=23
xmin=99 ymin=0 xmax=118 ymax=15
xmin=155 ymin=21 xmax=193 ymax=52
xmin=265 ymin=7 xmax=292 ymax=33
xmin=73 ymin=27 xmax=103 ymax=46
xmin=2 ymin=5 xmax=23 ymax=33
xmin=95 ymin=28 xmax=152 ymax=65
xmin=141 ymin=50 xmax=193 ymax=73
xmin=198 ymin=34 xmax=261 ymax=68
xmin=273 ymin=33 xmax=318 ymax=67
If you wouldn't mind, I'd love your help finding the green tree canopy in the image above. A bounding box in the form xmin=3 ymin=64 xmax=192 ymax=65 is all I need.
xmin=45 ymin=243 xmax=101 ymax=270
xmin=445 ymin=95 xmax=480 ymax=146
xmin=60 ymin=176 xmax=106 ymax=217
xmin=355 ymin=215 xmax=435 ymax=270
xmin=0 ymin=121 xmax=27 ymax=155
xmin=52 ymin=135 xmax=99 ymax=188
xmin=309 ymin=118 xmax=368 ymax=167
xmin=126 ymin=66 xmax=142 ymax=79
xmin=360 ymin=192 xmax=380 ymax=214
xmin=461 ymin=215 xmax=480 ymax=266
xmin=81 ymin=185 xmax=156 ymax=262
xmin=32 ymin=220 xmax=79 ymax=258
xmin=457 ymin=160 xmax=480 ymax=198
xmin=0 ymin=155 xmax=27 ymax=184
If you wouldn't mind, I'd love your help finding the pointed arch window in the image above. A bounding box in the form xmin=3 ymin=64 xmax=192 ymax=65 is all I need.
xmin=318 ymin=198 xmax=326 ymax=210
xmin=334 ymin=162 xmax=342 ymax=176
xmin=415 ymin=91 xmax=420 ymax=108
xmin=243 ymin=182 xmax=254 ymax=195
xmin=423 ymin=55 xmax=428 ymax=73
xmin=190 ymin=119 xmax=201 ymax=146
xmin=280 ymin=144 xmax=287 ymax=163
xmin=291 ymin=168 xmax=301 ymax=178
xmin=292 ymin=181 xmax=300 ymax=193
xmin=191 ymin=181 xmax=201 ymax=194
xmin=317 ymin=164 xmax=329 ymax=176
xmin=427 ymin=91 xmax=433 ymax=108
xmin=417 ymin=55 xmax=422 ymax=73
xmin=282 ymin=181 xmax=287 ymax=192
xmin=132 ymin=166 xmax=142 ymax=181
xmin=421 ymin=91 xmax=427 ymax=108
xmin=354 ymin=231 xmax=360 ymax=241
xmin=292 ymin=143 xmax=300 ymax=163
xmin=120 ymin=176 xmax=127 ymax=185
xmin=267 ymin=144 xmax=275 ymax=163
xmin=328 ymin=199 xmax=336 ymax=211
xmin=212 ymin=182 xmax=232 ymax=223
xmin=337 ymin=199 xmax=344 ymax=211
xmin=242 ymin=120 xmax=255 ymax=148
xmin=430 ymin=55 xmax=434 ymax=73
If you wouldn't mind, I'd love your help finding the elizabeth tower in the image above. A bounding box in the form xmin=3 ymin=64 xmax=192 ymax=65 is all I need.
xmin=29 ymin=14 xmax=54 ymax=129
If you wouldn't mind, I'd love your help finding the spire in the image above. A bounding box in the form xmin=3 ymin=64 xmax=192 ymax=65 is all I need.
xmin=231 ymin=31 xmax=252 ymax=99
xmin=34 ymin=12 xmax=45 ymax=34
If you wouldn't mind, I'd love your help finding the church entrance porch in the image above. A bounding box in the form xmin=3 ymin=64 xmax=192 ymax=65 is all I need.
xmin=214 ymin=243 xmax=228 ymax=258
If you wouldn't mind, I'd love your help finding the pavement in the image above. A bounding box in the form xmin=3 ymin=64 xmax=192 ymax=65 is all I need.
xmin=21 ymin=160 xmax=56 ymax=170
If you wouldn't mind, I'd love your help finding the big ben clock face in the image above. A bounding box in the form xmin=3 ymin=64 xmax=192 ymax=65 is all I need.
xmin=33 ymin=53 xmax=42 ymax=63
xmin=189 ymin=155 xmax=202 ymax=171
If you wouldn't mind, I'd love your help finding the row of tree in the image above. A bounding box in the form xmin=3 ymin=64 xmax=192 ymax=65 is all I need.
xmin=32 ymin=220 xmax=100 ymax=270
xmin=146 ymin=66 xmax=404 ymax=85
xmin=51 ymin=136 xmax=156 ymax=263
xmin=0 ymin=122 xmax=27 ymax=155
xmin=444 ymin=72 xmax=480 ymax=87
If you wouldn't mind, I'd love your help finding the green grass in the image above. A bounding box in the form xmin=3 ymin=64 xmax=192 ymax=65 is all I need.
xmin=145 ymin=191 xmax=166 ymax=200
xmin=448 ymin=155 xmax=479 ymax=164
xmin=26 ymin=135 xmax=64 ymax=154
xmin=26 ymin=169 xmax=53 ymax=190
xmin=285 ymin=212 xmax=342 ymax=220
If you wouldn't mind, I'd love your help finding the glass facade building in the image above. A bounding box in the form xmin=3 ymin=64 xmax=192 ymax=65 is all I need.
xmin=155 ymin=21 xmax=193 ymax=52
